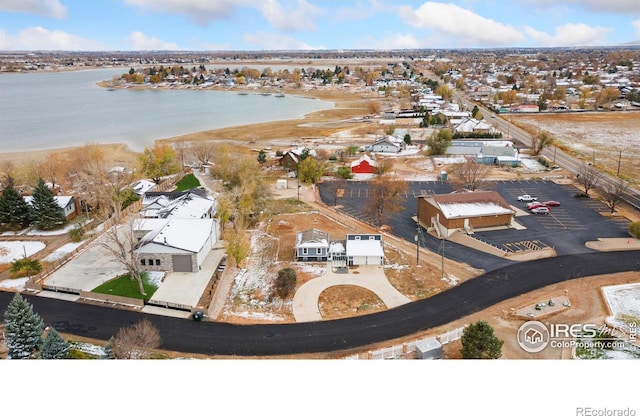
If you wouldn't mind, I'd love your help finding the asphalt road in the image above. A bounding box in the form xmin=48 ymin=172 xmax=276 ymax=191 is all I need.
xmin=1 ymin=251 xmax=638 ymax=356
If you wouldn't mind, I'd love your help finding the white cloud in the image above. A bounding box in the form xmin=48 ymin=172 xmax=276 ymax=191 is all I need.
xmin=260 ymin=0 xmax=323 ymax=31
xmin=126 ymin=31 xmax=179 ymax=50
xmin=398 ymin=2 xmax=525 ymax=47
xmin=0 ymin=27 xmax=104 ymax=50
xmin=0 ymin=0 xmax=66 ymax=18
xmin=243 ymin=31 xmax=324 ymax=50
xmin=524 ymin=23 xmax=612 ymax=47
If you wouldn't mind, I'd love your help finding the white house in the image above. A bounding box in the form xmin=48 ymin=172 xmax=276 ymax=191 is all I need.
xmin=141 ymin=192 xmax=215 ymax=219
xmin=134 ymin=218 xmax=218 ymax=273
xmin=372 ymin=136 xmax=404 ymax=153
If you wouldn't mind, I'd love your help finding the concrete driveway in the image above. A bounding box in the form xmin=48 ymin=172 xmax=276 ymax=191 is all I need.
xmin=292 ymin=265 xmax=411 ymax=322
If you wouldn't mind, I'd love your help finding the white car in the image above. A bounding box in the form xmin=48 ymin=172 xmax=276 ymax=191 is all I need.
xmin=517 ymin=194 xmax=537 ymax=202
xmin=531 ymin=206 xmax=550 ymax=214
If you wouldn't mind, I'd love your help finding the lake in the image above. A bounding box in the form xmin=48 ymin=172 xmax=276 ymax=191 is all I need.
xmin=0 ymin=68 xmax=333 ymax=152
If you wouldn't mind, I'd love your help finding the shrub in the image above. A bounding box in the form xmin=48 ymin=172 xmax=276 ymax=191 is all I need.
xmin=336 ymin=166 xmax=353 ymax=179
xmin=629 ymin=221 xmax=640 ymax=239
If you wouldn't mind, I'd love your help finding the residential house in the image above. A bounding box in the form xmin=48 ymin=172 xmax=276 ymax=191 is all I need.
xmin=134 ymin=218 xmax=217 ymax=273
xmin=453 ymin=118 xmax=495 ymax=136
xmin=295 ymin=229 xmax=329 ymax=261
xmin=350 ymin=154 xmax=378 ymax=175
xmin=477 ymin=145 xmax=521 ymax=167
xmin=418 ymin=191 xmax=515 ymax=238
xmin=23 ymin=195 xmax=77 ymax=221
xmin=372 ymin=136 xmax=404 ymax=153
xmin=131 ymin=179 xmax=157 ymax=197
xmin=140 ymin=191 xmax=214 ymax=219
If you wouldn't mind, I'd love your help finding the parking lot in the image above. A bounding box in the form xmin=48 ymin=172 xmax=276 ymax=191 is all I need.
xmin=318 ymin=179 xmax=631 ymax=272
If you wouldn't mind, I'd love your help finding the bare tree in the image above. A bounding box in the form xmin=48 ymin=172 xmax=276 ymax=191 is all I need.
xmin=601 ymin=180 xmax=629 ymax=213
xmin=450 ymin=158 xmax=491 ymax=191
xmin=577 ymin=163 xmax=602 ymax=196
xmin=190 ymin=141 xmax=216 ymax=167
xmin=112 ymin=319 xmax=161 ymax=359
xmin=365 ymin=175 xmax=408 ymax=227
xmin=531 ymin=131 xmax=555 ymax=156
xmin=172 ymin=140 xmax=190 ymax=171
xmin=100 ymin=221 xmax=145 ymax=296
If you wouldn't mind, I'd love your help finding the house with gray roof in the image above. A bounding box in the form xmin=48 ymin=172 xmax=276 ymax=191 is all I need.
xmin=295 ymin=229 xmax=330 ymax=261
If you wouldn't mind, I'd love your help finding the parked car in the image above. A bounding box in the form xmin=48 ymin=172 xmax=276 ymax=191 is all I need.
xmin=518 ymin=194 xmax=537 ymax=202
xmin=531 ymin=206 xmax=550 ymax=214
xmin=527 ymin=202 xmax=545 ymax=210
xmin=543 ymin=200 xmax=561 ymax=207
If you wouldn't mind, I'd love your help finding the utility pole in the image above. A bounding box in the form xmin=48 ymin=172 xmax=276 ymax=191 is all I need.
xmin=617 ymin=149 xmax=622 ymax=176
xmin=441 ymin=237 xmax=446 ymax=279
xmin=415 ymin=211 xmax=420 ymax=264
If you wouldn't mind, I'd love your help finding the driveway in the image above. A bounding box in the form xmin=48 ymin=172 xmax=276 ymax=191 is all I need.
xmin=292 ymin=265 xmax=411 ymax=322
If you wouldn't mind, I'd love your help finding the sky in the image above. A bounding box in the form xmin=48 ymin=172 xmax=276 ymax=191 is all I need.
xmin=0 ymin=1 xmax=639 ymax=51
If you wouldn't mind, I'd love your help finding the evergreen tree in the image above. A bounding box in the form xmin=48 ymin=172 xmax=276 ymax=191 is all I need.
xmin=103 ymin=336 xmax=116 ymax=359
xmin=30 ymin=178 xmax=65 ymax=230
xmin=40 ymin=327 xmax=69 ymax=359
xmin=460 ymin=320 xmax=503 ymax=359
xmin=257 ymin=150 xmax=267 ymax=164
xmin=0 ymin=180 xmax=32 ymax=229
xmin=3 ymin=293 xmax=44 ymax=359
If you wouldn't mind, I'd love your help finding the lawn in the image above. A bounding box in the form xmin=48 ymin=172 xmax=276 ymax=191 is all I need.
xmin=174 ymin=173 xmax=201 ymax=192
xmin=91 ymin=272 xmax=160 ymax=301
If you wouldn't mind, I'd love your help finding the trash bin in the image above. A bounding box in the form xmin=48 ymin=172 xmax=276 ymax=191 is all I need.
xmin=192 ymin=311 xmax=204 ymax=321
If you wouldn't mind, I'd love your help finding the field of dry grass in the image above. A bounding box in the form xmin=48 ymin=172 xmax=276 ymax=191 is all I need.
xmin=509 ymin=111 xmax=640 ymax=185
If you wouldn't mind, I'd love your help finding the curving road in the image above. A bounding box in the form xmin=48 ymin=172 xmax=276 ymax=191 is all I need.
xmin=1 ymin=251 xmax=638 ymax=356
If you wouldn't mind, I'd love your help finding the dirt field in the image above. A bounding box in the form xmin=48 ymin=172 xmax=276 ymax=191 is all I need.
xmin=508 ymin=111 xmax=640 ymax=185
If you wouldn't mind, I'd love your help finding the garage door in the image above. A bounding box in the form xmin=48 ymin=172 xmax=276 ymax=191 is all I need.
xmin=172 ymin=255 xmax=193 ymax=272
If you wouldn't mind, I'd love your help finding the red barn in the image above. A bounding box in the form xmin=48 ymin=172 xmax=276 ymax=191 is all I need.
xmin=350 ymin=154 xmax=378 ymax=174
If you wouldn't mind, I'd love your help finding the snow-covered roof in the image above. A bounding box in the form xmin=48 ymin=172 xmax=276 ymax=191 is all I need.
xmin=296 ymin=229 xmax=329 ymax=247
xmin=438 ymin=202 xmax=513 ymax=219
xmin=23 ymin=195 xmax=73 ymax=210
xmin=428 ymin=191 xmax=514 ymax=219
xmin=131 ymin=179 xmax=156 ymax=195
xmin=346 ymin=239 xmax=384 ymax=257
xmin=137 ymin=219 xmax=214 ymax=253
xmin=157 ymin=193 xmax=215 ymax=219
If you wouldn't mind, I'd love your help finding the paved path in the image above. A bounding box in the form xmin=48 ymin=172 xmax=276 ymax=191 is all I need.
xmin=292 ymin=265 xmax=411 ymax=322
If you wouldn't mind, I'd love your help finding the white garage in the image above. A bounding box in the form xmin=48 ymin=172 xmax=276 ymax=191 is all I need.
xmin=346 ymin=234 xmax=384 ymax=266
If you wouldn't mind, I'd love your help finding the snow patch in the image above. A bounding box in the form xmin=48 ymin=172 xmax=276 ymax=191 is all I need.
xmin=0 ymin=277 xmax=28 ymax=290
xmin=0 ymin=241 xmax=46 ymax=263
xmin=42 ymin=241 xmax=85 ymax=262
xmin=602 ymin=283 xmax=640 ymax=332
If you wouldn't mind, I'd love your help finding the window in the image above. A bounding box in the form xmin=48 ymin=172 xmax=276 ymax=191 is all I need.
xmin=369 ymin=236 xmax=376 ymax=240
xmin=354 ymin=236 xmax=361 ymax=240
xmin=148 ymin=259 xmax=153 ymax=266
xmin=155 ymin=259 xmax=161 ymax=266
xmin=141 ymin=259 xmax=146 ymax=266
xmin=302 ymin=248 xmax=308 ymax=255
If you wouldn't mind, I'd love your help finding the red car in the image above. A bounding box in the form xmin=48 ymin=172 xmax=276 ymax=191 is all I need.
xmin=527 ymin=202 xmax=546 ymax=210
xmin=543 ymin=201 xmax=561 ymax=207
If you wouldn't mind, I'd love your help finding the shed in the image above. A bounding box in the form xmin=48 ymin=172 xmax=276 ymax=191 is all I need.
xmin=415 ymin=338 xmax=443 ymax=359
